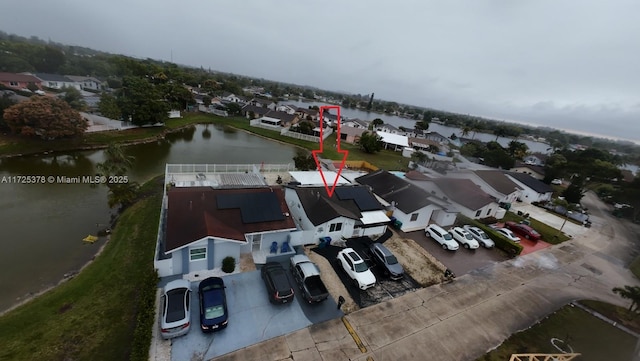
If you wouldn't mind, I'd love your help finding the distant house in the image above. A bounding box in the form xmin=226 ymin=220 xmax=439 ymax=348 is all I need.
xmin=506 ymin=172 xmax=553 ymax=203
xmin=155 ymin=185 xmax=298 ymax=278
xmin=424 ymin=131 xmax=450 ymax=145
xmin=65 ymin=75 xmax=103 ymax=91
xmin=295 ymin=107 xmax=319 ymax=121
xmin=0 ymin=72 xmax=42 ymax=90
xmin=375 ymin=123 xmax=400 ymax=134
xmin=247 ymin=97 xmax=276 ymax=109
xmin=339 ymin=126 xmax=367 ymax=144
xmin=33 ymin=73 xmax=80 ymax=90
xmin=404 ymin=128 xmax=425 ymax=138
xmin=264 ymin=110 xmax=299 ymax=127
xmin=221 ymin=93 xmax=247 ymax=104
xmin=241 ymin=104 xmax=270 ymax=119
xmin=376 ymin=131 xmax=409 ymax=151
xmin=342 ymin=118 xmax=370 ymax=129
xmin=523 ymin=153 xmax=548 ymax=166
xmin=409 ymin=137 xmax=444 ymax=152
xmin=275 ymin=104 xmax=298 ymax=115
xmin=511 ymin=161 xmax=546 ymax=180
xmin=356 ymin=170 xmax=457 ymax=232
xmin=284 ymin=184 xmax=389 ymax=242
xmin=320 ymin=111 xmax=338 ymax=126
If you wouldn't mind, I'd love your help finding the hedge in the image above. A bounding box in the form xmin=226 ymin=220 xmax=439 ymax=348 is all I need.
xmin=457 ymin=215 xmax=524 ymax=256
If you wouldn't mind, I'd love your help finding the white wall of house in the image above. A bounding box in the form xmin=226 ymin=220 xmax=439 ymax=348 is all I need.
xmin=431 ymin=209 xmax=457 ymax=227
xmin=315 ymin=216 xmax=356 ymax=241
xmin=212 ymin=240 xmax=241 ymax=269
xmin=506 ymin=176 xmax=553 ymax=203
xmin=451 ymin=201 xmax=499 ymax=220
xmin=391 ymin=204 xmax=439 ymax=232
xmin=259 ymin=231 xmax=292 ymax=252
xmin=285 ymin=189 xmax=316 ymax=231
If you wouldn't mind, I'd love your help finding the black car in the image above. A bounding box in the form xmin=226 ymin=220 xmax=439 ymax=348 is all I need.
xmin=369 ymin=243 xmax=404 ymax=280
xmin=261 ymin=262 xmax=295 ymax=304
xmin=198 ymin=277 xmax=228 ymax=332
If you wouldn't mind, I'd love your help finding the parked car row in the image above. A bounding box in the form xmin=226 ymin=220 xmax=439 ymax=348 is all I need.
xmin=425 ymin=224 xmax=496 ymax=251
xmin=160 ymin=277 xmax=229 ymax=340
xmin=336 ymin=243 xmax=406 ymax=290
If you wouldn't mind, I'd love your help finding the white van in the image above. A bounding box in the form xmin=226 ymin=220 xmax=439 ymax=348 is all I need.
xmin=425 ymin=224 xmax=459 ymax=251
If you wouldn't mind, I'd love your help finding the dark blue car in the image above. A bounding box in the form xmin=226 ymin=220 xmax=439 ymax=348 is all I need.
xmin=198 ymin=277 xmax=228 ymax=332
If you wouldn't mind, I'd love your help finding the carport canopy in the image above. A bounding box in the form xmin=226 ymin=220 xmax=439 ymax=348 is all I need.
xmin=360 ymin=210 xmax=390 ymax=225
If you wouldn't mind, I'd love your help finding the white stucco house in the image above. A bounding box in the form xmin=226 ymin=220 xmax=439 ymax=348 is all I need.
xmin=445 ymin=170 xmax=522 ymax=207
xmin=506 ymin=172 xmax=554 ymax=204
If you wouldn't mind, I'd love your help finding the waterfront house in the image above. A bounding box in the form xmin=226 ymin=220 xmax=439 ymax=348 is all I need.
xmin=0 ymin=72 xmax=42 ymax=90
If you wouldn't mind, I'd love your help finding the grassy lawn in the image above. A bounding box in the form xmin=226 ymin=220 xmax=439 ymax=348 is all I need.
xmin=478 ymin=303 xmax=637 ymax=361
xmin=0 ymin=180 xmax=162 ymax=361
xmin=502 ymin=211 xmax=571 ymax=244
xmin=579 ymin=300 xmax=640 ymax=334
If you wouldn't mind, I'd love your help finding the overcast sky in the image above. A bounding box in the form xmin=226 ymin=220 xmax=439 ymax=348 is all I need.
xmin=1 ymin=0 xmax=639 ymax=143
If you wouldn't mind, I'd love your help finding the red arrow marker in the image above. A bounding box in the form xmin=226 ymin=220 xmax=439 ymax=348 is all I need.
xmin=312 ymin=105 xmax=349 ymax=198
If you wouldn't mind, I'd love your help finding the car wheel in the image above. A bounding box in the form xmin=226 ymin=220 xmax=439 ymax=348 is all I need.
xmin=442 ymin=244 xmax=448 ymax=250
xmin=464 ymin=243 xmax=469 ymax=249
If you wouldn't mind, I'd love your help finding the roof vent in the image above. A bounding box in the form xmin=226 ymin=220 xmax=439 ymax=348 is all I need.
xmin=189 ymin=200 xmax=193 ymax=210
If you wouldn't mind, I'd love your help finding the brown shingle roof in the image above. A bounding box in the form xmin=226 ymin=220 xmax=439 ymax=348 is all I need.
xmin=165 ymin=187 xmax=296 ymax=252
xmin=474 ymin=170 xmax=522 ymax=195
xmin=0 ymin=72 xmax=42 ymax=83
xmin=431 ymin=178 xmax=495 ymax=210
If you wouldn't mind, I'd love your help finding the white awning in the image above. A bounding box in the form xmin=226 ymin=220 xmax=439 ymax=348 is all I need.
xmin=360 ymin=211 xmax=391 ymax=225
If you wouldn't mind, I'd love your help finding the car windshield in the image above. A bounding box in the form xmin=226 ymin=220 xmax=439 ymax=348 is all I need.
xmin=204 ymin=305 xmax=224 ymax=320
xmin=166 ymin=288 xmax=187 ymax=323
xmin=464 ymin=233 xmax=474 ymax=240
xmin=354 ymin=261 xmax=369 ymax=272
xmin=386 ymin=255 xmax=398 ymax=265
xmin=480 ymin=232 xmax=489 ymax=239
xmin=443 ymin=233 xmax=453 ymax=240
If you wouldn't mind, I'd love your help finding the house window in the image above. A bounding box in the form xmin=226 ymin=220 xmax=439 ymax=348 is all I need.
xmin=329 ymin=223 xmax=343 ymax=232
xmin=410 ymin=213 xmax=419 ymax=222
xmin=475 ymin=210 xmax=481 ymax=217
xmin=486 ymin=208 xmax=492 ymax=216
xmin=189 ymin=247 xmax=206 ymax=261
xmin=10 ymin=81 xmax=18 ymax=86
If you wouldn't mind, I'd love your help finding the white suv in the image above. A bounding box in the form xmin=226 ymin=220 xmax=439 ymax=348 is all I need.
xmin=425 ymin=224 xmax=459 ymax=250
xmin=336 ymin=248 xmax=376 ymax=290
xmin=451 ymin=227 xmax=480 ymax=249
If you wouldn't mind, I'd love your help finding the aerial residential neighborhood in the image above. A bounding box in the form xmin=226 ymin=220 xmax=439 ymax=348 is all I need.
xmin=1 ymin=12 xmax=640 ymax=361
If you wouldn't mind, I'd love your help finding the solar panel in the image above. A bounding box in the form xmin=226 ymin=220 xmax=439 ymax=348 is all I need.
xmin=216 ymin=192 xmax=285 ymax=224
xmin=334 ymin=187 xmax=381 ymax=211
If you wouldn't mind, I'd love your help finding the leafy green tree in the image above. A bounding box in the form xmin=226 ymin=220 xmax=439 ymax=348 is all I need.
xmin=483 ymin=148 xmax=515 ymax=169
xmin=371 ymin=118 xmax=384 ymax=128
xmin=32 ymin=46 xmax=66 ymax=73
xmin=543 ymin=153 xmax=568 ymax=184
xmin=96 ymin=144 xmax=140 ymax=210
xmin=613 ymin=285 xmax=640 ymax=314
xmin=160 ymin=83 xmax=194 ymax=110
xmin=61 ymin=86 xmax=87 ymax=111
xmin=493 ymin=125 xmax=508 ymax=141
xmin=117 ymin=76 xmax=169 ymax=126
xmin=0 ymin=93 xmax=17 ymax=130
xmin=411 ymin=151 xmax=428 ymax=165
xmin=225 ymin=102 xmax=242 ymax=116
xmin=293 ymin=149 xmax=317 ymax=170
xmin=357 ymin=131 xmax=383 ymax=153
xmin=3 ymin=96 xmax=86 ymax=139
xmin=507 ymin=141 xmax=529 ymax=160
xmin=97 ymin=93 xmax=121 ymax=119
xmin=296 ymin=121 xmax=314 ymax=135
xmin=415 ymin=120 xmax=429 ymax=131
xmin=562 ymin=175 xmax=586 ymax=203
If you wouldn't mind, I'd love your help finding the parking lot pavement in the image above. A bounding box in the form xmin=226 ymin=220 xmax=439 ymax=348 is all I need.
xmin=401 ymin=230 xmax=510 ymax=276
xmin=312 ymin=237 xmax=421 ymax=308
xmin=170 ymin=269 xmax=343 ymax=361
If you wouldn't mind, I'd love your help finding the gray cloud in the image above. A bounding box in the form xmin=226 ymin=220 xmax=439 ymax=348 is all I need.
xmin=1 ymin=0 xmax=638 ymax=142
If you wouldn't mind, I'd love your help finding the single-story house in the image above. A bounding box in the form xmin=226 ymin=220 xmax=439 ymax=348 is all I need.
xmin=265 ymin=110 xmax=299 ymax=127
xmin=33 ymin=73 xmax=80 ymax=90
xmin=510 ymin=162 xmax=546 ymax=180
xmin=247 ymin=97 xmax=276 ymax=109
xmin=356 ymin=170 xmax=457 ymax=232
xmin=409 ymin=137 xmax=446 ymax=152
xmin=376 ymin=131 xmax=409 ymax=151
xmin=155 ymin=186 xmax=298 ymax=278
xmin=276 ymin=104 xmax=298 ymax=115
xmin=295 ymin=107 xmax=319 ymax=121
xmin=424 ymin=131 xmax=450 ymax=144
xmin=339 ymin=126 xmax=367 ymax=144
xmin=404 ymin=128 xmax=425 ymax=138
xmin=0 ymin=72 xmax=42 ymax=90
xmin=342 ymin=118 xmax=370 ymax=129
xmin=221 ymin=93 xmax=247 ymax=104
xmin=65 ymin=75 xmax=103 ymax=91
xmin=375 ymin=123 xmax=401 ymax=134
xmin=284 ymin=184 xmax=389 ymax=243
xmin=506 ymin=172 xmax=554 ymax=203
xmin=405 ymin=173 xmax=500 ymax=220
xmin=242 ymin=104 xmax=271 ymax=119
xmin=523 ymin=153 xmax=548 ymax=166
xmin=445 ymin=170 xmax=522 ymax=206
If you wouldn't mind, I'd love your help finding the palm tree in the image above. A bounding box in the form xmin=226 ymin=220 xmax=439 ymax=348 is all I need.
xmin=613 ymin=285 xmax=640 ymax=313
xmin=460 ymin=126 xmax=471 ymax=139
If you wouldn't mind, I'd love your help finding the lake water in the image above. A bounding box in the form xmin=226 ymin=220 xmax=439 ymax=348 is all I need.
xmin=0 ymin=124 xmax=296 ymax=313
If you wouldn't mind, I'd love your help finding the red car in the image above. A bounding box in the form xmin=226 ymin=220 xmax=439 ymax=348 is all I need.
xmin=505 ymin=221 xmax=541 ymax=241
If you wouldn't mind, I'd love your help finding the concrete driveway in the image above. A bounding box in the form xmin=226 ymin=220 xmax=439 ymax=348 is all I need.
xmin=171 ymin=269 xmax=343 ymax=360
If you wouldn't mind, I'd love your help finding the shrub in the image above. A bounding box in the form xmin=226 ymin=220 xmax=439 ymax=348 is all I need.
xmin=222 ymin=256 xmax=236 ymax=273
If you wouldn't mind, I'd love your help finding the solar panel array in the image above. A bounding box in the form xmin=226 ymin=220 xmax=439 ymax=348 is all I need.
xmin=334 ymin=187 xmax=381 ymax=211
xmin=216 ymin=192 xmax=285 ymax=224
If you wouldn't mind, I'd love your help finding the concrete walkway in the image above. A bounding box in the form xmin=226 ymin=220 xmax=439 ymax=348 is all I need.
xmin=211 ymin=192 xmax=640 ymax=361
